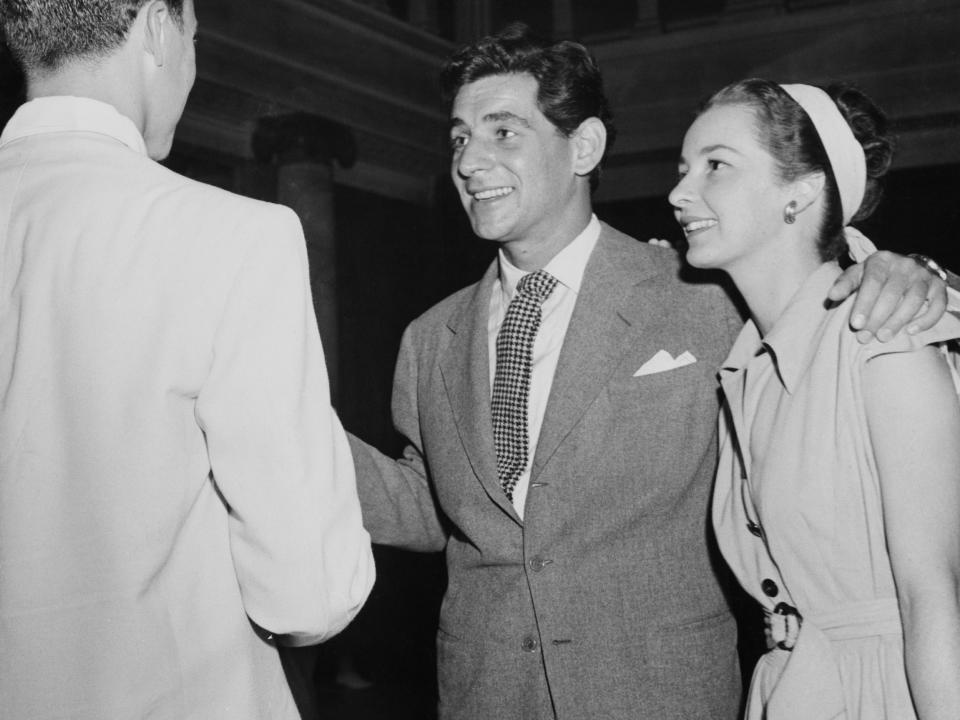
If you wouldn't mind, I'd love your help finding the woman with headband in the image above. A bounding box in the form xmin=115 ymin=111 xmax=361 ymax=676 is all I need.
xmin=669 ymin=80 xmax=960 ymax=719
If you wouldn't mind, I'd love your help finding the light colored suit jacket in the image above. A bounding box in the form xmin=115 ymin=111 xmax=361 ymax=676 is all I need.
xmin=0 ymin=97 xmax=374 ymax=719
xmin=350 ymin=223 xmax=746 ymax=719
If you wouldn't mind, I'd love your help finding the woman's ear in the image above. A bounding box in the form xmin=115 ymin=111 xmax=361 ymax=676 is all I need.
xmin=792 ymin=171 xmax=827 ymax=216
xmin=572 ymin=117 xmax=607 ymax=177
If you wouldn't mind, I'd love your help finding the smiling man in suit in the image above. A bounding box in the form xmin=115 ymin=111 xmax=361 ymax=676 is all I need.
xmin=0 ymin=1 xmax=373 ymax=717
xmin=347 ymin=24 xmax=947 ymax=720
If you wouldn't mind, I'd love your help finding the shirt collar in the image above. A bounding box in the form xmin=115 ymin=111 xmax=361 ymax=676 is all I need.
xmin=720 ymin=262 xmax=843 ymax=394
xmin=0 ymin=96 xmax=148 ymax=156
xmin=497 ymin=214 xmax=601 ymax=298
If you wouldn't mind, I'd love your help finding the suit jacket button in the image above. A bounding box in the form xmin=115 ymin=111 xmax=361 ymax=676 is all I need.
xmin=521 ymin=635 xmax=539 ymax=652
xmin=529 ymin=557 xmax=552 ymax=572
xmin=761 ymin=578 xmax=779 ymax=597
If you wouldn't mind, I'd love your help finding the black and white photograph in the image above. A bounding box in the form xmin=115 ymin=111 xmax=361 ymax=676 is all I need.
xmin=2 ymin=1 xmax=959 ymax=718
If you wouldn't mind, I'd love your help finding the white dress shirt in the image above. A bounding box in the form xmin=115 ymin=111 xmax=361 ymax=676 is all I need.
xmin=488 ymin=215 xmax=601 ymax=517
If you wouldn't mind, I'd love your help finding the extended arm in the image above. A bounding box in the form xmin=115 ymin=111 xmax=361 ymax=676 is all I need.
xmin=196 ymin=207 xmax=374 ymax=645
xmin=864 ymin=345 xmax=960 ymax=719
xmin=348 ymin=325 xmax=448 ymax=553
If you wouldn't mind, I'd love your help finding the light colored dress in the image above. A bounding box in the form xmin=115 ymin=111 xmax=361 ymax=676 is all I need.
xmin=713 ymin=261 xmax=960 ymax=719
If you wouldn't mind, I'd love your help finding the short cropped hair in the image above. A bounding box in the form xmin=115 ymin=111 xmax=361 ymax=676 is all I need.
xmin=702 ymin=79 xmax=893 ymax=261
xmin=0 ymin=0 xmax=185 ymax=72
xmin=440 ymin=23 xmax=616 ymax=193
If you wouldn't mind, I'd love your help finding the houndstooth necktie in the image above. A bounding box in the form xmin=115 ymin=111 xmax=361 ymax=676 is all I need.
xmin=492 ymin=269 xmax=559 ymax=501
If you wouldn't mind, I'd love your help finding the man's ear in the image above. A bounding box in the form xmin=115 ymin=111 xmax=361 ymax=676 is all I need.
xmin=572 ymin=117 xmax=607 ymax=177
xmin=793 ymin=170 xmax=827 ymax=216
xmin=142 ymin=0 xmax=170 ymax=68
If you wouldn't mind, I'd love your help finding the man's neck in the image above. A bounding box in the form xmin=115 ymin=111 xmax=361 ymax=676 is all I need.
xmin=499 ymin=211 xmax=594 ymax=272
xmin=27 ymin=58 xmax=145 ymax=138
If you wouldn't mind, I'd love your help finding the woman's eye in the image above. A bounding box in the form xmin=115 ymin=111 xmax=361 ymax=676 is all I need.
xmin=707 ymin=159 xmax=727 ymax=171
xmin=450 ymin=135 xmax=467 ymax=150
xmin=496 ymin=128 xmax=517 ymax=139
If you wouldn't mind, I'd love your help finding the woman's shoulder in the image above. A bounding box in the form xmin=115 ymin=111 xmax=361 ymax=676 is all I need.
xmin=852 ymin=309 xmax=960 ymax=363
xmin=784 ymin=289 xmax=954 ymax=387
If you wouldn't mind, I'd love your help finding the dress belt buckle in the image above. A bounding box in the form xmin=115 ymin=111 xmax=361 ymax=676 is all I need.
xmin=769 ymin=602 xmax=803 ymax=651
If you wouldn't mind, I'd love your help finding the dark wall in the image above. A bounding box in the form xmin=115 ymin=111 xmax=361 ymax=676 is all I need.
xmin=0 ymin=42 xmax=25 ymax=127
xmin=336 ymin=180 xmax=494 ymax=450
xmin=332 ymin=180 xmax=490 ymax=701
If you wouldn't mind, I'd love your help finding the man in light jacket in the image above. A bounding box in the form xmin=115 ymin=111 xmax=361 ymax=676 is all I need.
xmin=0 ymin=1 xmax=374 ymax=717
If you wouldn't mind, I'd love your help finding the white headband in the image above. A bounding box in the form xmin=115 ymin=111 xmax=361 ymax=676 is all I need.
xmin=779 ymin=84 xmax=866 ymax=225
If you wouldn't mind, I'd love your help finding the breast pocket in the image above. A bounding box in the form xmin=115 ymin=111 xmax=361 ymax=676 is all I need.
xmin=588 ymin=359 xmax=718 ymax=508
xmin=607 ymin=358 xmax=715 ymax=424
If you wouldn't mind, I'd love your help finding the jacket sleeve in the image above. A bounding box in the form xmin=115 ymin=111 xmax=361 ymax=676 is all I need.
xmin=348 ymin=323 xmax=448 ymax=553
xmin=196 ymin=204 xmax=374 ymax=645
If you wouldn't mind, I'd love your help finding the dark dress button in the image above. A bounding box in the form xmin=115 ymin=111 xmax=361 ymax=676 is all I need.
xmin=761 ymin=578 xmax=779 ymax=597
xmin=521 ymin=635 xmax=539 ymax=652
xmin=747 ymin=520 xmax=763 ymax=537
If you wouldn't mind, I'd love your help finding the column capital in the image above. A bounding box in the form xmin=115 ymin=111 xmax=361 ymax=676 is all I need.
xmin=252 ymin=113 xmax=357 ymax=168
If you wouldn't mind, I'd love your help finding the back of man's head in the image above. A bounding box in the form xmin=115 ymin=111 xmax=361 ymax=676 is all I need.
xmin=440 ymin=23 xmax=616 ymax=192
xmin=0 ymin=0 xmax=185 ymax=73
xmin=2 ymin=0 xmax=196 ymax=161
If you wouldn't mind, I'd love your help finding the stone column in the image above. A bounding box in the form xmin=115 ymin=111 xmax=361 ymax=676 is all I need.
xmin=635 ymin=0 xmax=661 ymax=34
xmin=252 ymin=114 xmax=356 ymax=401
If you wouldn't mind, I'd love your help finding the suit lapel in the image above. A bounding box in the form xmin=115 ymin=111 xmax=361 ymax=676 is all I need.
xmin=530 ymin=226 xmax=665 ymax=481
xmin=439 ymin=260 xmax=520 ymax=522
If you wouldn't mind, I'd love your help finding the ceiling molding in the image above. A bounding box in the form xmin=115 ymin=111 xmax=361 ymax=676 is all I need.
xmin=594 ymin=0 xmax=960 ymax=200
xmin=177 ymin=0 xmax=959 ymax=205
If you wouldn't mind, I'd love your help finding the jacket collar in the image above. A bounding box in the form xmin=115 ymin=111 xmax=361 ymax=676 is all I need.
xmin=0 ymin=96 xmax=148 ymax=156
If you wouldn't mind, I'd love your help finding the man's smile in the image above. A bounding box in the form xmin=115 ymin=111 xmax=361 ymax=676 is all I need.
xmin=470 ymin=186 xmax=515 ymax=201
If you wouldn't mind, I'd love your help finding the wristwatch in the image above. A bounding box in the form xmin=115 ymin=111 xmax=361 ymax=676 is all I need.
xmin=908 ymin=253 xmax=948 ymax=282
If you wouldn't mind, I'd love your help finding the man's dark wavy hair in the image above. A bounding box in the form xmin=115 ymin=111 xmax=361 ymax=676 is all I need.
xmin=440 ymin=23 xmax=616 ymax=193
xmin=0 ymin=0 xmax=185 ymax=72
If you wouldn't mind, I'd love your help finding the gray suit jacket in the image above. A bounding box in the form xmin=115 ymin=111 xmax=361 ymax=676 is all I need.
xmin=350 ymin=223 xmax=746 ymax=719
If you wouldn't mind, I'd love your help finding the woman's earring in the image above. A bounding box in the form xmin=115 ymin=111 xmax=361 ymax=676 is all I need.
xmin=783 ymin=200 xmax=797 ymax=225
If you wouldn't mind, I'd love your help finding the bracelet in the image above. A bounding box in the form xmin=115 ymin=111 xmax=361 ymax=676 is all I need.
xmin=908 ymin=253 xmax=948 ymax=282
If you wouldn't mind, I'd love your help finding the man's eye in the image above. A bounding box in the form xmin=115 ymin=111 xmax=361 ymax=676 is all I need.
xmin=450 ymin=135 xmax=468 ymax=150
xmin=496 ymin=128 xmax=517 ymax=139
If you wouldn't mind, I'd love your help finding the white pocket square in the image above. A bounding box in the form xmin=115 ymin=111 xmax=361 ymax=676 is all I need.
xmin=633 ymin=350 xmax=697 ymax=377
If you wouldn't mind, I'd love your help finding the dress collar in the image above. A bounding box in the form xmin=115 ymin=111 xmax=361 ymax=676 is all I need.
xmin=720 ymin=262 xmax=843 ymax=394
xmin=0 ymin=96 xmax=148 ymax=156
